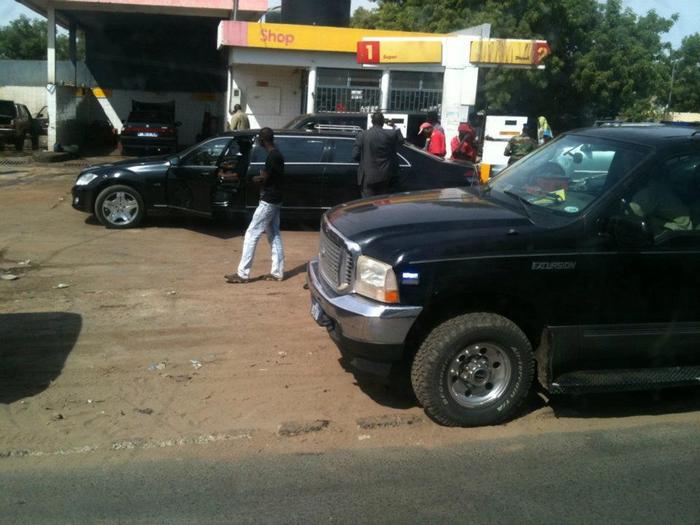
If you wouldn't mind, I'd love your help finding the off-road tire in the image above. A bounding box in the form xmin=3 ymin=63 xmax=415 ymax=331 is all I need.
xmin=94 ymin=184 xmax=145 ymax=229
xmin=411 ymin=313 xmax=534 ymax=427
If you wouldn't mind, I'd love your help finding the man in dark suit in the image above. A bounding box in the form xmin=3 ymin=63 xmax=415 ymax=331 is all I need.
xmin=352 ymin=111 xmax=404 ymax=198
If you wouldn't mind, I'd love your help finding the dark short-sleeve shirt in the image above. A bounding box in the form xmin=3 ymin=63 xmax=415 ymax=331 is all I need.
xmin=261 ymin=147 xmax=284 ymax=204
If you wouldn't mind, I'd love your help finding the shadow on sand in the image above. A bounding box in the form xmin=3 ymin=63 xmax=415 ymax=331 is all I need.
xmin=0 ymin=312 xmax=82 ymax=404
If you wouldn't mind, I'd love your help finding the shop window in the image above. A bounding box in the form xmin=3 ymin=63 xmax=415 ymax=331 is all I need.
xmin=316 ymin=68 xmax=381 ymax=112
xmin=389 ymin=71 xmax=443 ymax=113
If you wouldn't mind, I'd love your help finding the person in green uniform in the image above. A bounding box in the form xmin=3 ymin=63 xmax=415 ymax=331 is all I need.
xmin=504 ymin=124 xmax=538 ymax=165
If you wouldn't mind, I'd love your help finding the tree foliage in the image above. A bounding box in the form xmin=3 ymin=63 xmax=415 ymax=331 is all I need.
xmin=352 ymin=0 xmax=688 ymax=130
xmin=0 ymin=16 xmax=84 ymax=61
xmin=669 ymin=34 xmax=700 ymax=113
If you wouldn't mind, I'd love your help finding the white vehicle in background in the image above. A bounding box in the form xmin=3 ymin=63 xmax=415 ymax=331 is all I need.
xmin=480 ymin=115 xmax=528 ymax=177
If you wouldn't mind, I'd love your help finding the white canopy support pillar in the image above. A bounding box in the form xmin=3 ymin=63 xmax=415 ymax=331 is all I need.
xmin=441 ymin=36 xmax=477 ymax=158
xmin=380 ymin=69 xmax=391 ymax=111
xmin=47 ymin=3 xmax=57 ymax=149
xmin=306 ymin=65 xmax=317 ymax=114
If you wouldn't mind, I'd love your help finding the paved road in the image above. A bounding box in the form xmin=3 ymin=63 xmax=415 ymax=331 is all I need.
xmin=3 ymin=421 xmax=700 ymax=524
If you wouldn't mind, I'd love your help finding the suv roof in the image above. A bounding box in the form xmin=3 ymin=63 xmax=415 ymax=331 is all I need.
xmin=572 ymin=124 xmax=700 ymax=146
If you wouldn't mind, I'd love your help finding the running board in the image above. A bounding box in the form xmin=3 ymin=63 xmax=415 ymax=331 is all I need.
xmin=550 ymin=366 xmax=700 ymax=394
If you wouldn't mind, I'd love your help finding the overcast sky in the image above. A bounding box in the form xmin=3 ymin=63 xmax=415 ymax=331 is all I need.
xmin=0 ymin=0 xmax=697 ymax=48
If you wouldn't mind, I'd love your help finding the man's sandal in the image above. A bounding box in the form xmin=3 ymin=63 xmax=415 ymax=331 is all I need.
xmin=225 ymin=274 xmax=249 ymax=284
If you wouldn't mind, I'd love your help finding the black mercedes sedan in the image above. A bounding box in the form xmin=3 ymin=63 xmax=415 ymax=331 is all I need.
xmin=72 ymin=130 xmax=475 ymax=229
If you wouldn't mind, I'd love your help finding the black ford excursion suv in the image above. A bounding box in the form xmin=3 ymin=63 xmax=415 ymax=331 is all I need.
xmin=308 ymin=125 xmax=700 ymax=427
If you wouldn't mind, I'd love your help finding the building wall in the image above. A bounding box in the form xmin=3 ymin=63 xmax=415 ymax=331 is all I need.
xmin=0 ymin=86 xmax=46 ymax=115
xmin=0 ymin=60 xmax=93 ymax=117
xmin=231 ymin=64 xmax=303 ymax=129
xmin=0 ymin=60 xmax=224 ymax=145
xmin=56 ymin=86 xmax=83 ymax=146
xmin=0 ymin=59 xmax=93 ymax=86
xmin=0 ymin=85 xmax=222 ymax=145
xmin=97 ymin=89 xmax=225 ymax=144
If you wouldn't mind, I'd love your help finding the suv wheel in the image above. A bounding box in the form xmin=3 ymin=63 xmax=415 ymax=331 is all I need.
xmin=94 ymin=184 xmax=145 ymax=229
xmin=411 ymin=313 xmax=534 ymax=427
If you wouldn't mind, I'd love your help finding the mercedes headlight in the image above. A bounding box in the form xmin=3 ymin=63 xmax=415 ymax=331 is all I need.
xmin=75 ymin=172 xmax=99 ymax=186
xmin=355 ymin=255 xmax=399 ymax=304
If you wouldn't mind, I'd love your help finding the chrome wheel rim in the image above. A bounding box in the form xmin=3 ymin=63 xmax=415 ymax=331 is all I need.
xmin=446 ymin=343 xmax=512 ymax=408
xmin=102 ymin=191 xmax=139 ymax=226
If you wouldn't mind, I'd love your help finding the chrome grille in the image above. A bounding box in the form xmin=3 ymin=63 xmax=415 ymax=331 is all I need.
xmin=319 ymin=225 xmax=354 ymax=291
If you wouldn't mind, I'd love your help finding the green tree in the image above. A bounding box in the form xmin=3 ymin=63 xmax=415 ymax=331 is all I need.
xmin=573 ymin=1 xmax=674 ymax=121
xmin=352 ymin=0 xmax=679 ymax=130
xmin=0 ymin=15 xmax=84 ymax=61
xmin=668 ymin=33 xmax=700 ymax=113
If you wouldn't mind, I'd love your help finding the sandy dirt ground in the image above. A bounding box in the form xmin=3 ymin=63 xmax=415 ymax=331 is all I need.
xmin=2 ymin=161 xmax=700 ymax=464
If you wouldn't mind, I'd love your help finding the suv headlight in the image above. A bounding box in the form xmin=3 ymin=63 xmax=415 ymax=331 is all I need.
xmin=355 ymin=255 xmax=400 ymax=304
xmin=75 ymin=172 xmax=98 ymax=186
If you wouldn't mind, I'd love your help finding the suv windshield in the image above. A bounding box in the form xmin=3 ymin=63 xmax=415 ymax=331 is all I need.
xmin=0 ymin=100 xmax=16 ymax=117
xmin=488 ymin=134 xmax=651 ymax=217
xmin=127 ymin=111 xmax=172 ymax=124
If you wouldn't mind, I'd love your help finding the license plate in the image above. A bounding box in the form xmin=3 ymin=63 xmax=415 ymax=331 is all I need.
xmin=310 ymin=300 xmax=324 ymax=322
xmin=137 ymin=132 xmax=158 ymax=137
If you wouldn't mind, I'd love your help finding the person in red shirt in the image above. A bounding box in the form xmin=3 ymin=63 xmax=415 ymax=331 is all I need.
xmin=419 ymin=122 xmax=446 ymax=158
xmin=450 ymin=123 xmax=477 ymax=163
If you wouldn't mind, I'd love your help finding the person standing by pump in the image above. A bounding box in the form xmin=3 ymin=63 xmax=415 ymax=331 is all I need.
xmin=450 ymin=122 xmax=477 ymax=163
xmin=228 ymin=104 xmax=250 ymax=131
xmin=504 ymin=123 xmax=537 ymax=165
xmin=352 ymin=111 xmax=404 ymax=198
xmin=419 ymin=122 xmax=446 ymax=158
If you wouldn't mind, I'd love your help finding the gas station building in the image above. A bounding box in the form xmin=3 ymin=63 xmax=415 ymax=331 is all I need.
xmin=10 ymin=0 xmax=548 ymax=152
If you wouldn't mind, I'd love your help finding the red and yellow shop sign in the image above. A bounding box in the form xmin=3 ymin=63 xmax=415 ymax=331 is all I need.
xmin=218 ymin=20 xmax=438 ymax=53
xmin=357 ymin=40 xmax=443 ymax=64
xmin=218 ymin=21 xmax=550 ymax=68
xmin=469 ymin=39 xmax=550 ymax=66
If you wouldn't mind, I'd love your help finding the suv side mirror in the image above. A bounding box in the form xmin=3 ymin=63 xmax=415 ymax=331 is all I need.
xmin=609 ymin=215 xmax=653 ymax=248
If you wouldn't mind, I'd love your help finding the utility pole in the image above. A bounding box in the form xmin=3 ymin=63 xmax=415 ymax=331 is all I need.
xmin=665 ymin=60 xmax=677 ymax=119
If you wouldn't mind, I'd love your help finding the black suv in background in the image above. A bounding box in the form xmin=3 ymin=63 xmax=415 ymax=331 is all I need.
xmin=0 ymin=100 xmax=34 ymax=151
xmin=72 ymin=130 xmax=475 ymax=229
xmin=308 ymin=124 xmax=700 ymax=427
xmin=285 ymin=112 xmax=427 ymax=146
xmin=120 ymin=100 xmax=180 ymax=155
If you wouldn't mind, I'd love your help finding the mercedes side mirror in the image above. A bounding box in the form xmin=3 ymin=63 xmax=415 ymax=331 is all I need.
xmin=609 ymin=215 xmax=653 ymax=249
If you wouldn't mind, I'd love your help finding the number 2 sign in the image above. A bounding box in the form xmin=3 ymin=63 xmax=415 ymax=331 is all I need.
xmin=357 ymin=41 xmax=380 ymax=64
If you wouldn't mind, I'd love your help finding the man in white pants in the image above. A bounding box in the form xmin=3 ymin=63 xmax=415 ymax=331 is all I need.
xmin=225 ymin=127 xmax=285 ymax=283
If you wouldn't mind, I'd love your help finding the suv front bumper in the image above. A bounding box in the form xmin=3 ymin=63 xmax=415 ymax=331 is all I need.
xmin=0 ymin=128 xmax=17 ymax=141
xmin=307 ymin=258 xmax=422 ymax=363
